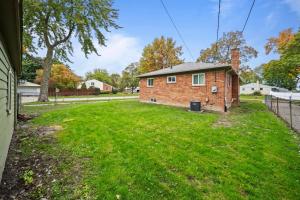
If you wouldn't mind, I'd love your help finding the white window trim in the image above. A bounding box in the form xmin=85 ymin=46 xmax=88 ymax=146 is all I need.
xmin=192 ymin=73 xmax=205 ymax=86
xmin=167 ymin=76 xmax=176 ymax=84
xmin=147 ymin=78 xmax=154 ymax=87
xmin=7 ymin=69 xmax=13 ymax=114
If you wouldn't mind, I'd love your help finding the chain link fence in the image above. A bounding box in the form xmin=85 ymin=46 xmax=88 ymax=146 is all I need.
xmin=265 ymin=94 xmax=300 ymax=133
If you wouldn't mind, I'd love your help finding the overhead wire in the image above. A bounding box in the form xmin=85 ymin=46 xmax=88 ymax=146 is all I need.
xmin=159 ymin=0 xmax=195 ymax=61
xmin=215 ymin=0 xmax=221 ymax=59
xmin=241 ymin=0 xmax=256 ymax=33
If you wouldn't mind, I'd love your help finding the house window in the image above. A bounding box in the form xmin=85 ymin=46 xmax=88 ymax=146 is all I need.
xmin=91 ymin=82 xmax=94 ymax=86
xmin=242 ymin=88 xmax=245 ymax=91
xmin=147 ymin=78 xmax=154 ymax=87
xmin=251 ymin=88 xmax=254 ymax=90
xmin=167 ymin=76 xmax=176 ymax=83
xmin=192 ymin=73 xmax=205 ymax=86
xmin=260 ymin=88 xmax=263 ymax=90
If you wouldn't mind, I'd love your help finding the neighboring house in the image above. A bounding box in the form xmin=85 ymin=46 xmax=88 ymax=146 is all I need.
xmin=138 ymin=49 xmax=240 ymax=112
xmin=240 ymin=81 xmax=289 ymax=95
xmin=78 ymin=79 xmax=113 ymax=92
xmin=17 ymin=80 xmax=41 ymax=96
xmin=0 ymin=0 xmax=22 ymax=180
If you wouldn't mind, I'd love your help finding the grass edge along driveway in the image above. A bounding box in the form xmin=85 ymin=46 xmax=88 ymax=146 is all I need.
xmin=25 ymin=100 xmax=300 ymax=199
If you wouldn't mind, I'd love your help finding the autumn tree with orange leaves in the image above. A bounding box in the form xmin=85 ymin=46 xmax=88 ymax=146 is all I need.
xmin=264 ymin=28 xmax=295 ymax=55
xmin=263 ymin=28 xmax=300 ymax=90
xmin=35 ymin=64 xmax=81 ymax=89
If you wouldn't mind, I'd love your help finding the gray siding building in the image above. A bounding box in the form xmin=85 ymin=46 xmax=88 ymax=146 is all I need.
xmin=0 ymin=0 xmax=22 ymax=180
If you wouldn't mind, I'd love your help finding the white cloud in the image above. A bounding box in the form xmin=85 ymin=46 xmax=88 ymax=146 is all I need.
xmin=210 ymin=0 xmax=235 ymax=18
xmin=70 ymin=33 xmax=142 ymax=76
xmin=265 ymin=12 xmax=277 ymax=28
xmin=284 ymin=0 xmax=300 ymax=17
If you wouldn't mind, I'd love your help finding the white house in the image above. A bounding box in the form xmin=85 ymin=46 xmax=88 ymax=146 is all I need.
xmin=240 ymin=81 xmax=289 ymax=95
xmin=17 ymin=80 xmax=40 ymax=96
xmin=78 ymin=79 xmax=113 ymax=92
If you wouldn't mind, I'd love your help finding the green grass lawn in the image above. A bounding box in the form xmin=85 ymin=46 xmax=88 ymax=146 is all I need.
xmin=22 ymin=100 xmax=300 ymax=199
xmin=240 ymin=95 xmax=265 ymax=101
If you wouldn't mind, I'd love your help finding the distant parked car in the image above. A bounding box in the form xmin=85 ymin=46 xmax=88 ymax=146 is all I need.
xmin=124 ymin=87 xmax=139 ymax=93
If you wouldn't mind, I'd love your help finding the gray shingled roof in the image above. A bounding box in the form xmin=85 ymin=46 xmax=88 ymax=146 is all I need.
xmin=137 ymin=62 xmax=231 ymax=78
xmin=18 ymin=81 xmax=40 ymax=87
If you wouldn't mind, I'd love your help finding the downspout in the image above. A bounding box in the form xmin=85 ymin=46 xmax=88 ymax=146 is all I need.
xmin=224 ymin=68 xmax=234 ymax=111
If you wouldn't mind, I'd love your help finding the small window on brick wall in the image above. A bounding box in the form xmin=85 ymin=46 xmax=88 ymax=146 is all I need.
xmin=167 ymin=76 xmax=176 ymax=83
xmin=192 ymin=73 xmax=205 ymax=86
xmin=147 ymin=78 xmax=154 ymax=87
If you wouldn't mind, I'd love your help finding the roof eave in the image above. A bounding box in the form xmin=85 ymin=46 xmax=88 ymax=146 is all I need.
xmin=0 ymin=0 xmax=22 ymax=75
xmin=137 ymin=66 xmax=232 ymax=78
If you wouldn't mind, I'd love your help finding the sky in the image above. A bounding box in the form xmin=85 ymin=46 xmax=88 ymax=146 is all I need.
xmin=38 ymin=0 xmax=300 ymax=76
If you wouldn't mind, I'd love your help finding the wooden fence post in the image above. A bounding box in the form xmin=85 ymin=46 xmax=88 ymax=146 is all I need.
xmin=270 ymin=95 xmax=273 ymax=111
xmin=276 ymin=97 xmax=279 ymax=115
xmin=289 ymin=96 xmax=292 ymax=128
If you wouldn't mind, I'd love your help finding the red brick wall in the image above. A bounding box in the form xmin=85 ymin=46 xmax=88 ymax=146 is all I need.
xmin=139 ymin=70 xmax=228 ymax=111
xmin=231 ymin=48 xmax=240 ymax=72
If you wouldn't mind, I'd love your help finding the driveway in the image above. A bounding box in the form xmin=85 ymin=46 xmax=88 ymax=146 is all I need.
xmin=49 ymin=96 xmax=138 ymax=102
xmin=21 ymin=96 xmax=39 ymax=103
xmin=21 ymin=96 xmax=138 ymax=103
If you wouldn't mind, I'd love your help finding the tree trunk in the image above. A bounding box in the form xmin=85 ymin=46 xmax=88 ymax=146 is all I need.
xmin=38 ymin=48 xmax=54 ymax=102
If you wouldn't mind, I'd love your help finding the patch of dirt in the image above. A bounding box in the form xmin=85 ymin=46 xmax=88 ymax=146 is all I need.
xmin=213 ymin=113 xmax=233 ymax=128
xmin=37 ymin=125 xmax=63 ymax=136
xmin=0 ymin=121 xmax=65 ymax=199
xmin=18 ymin=114 xmax=39 ymax=122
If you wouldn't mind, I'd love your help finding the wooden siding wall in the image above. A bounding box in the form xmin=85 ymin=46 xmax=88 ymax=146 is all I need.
xmin=0 ymin=37 xmax=16 ymax=180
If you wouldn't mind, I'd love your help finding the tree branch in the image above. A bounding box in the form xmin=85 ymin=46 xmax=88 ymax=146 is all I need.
xmin=52 ymin=24 xmax=75 ymax=47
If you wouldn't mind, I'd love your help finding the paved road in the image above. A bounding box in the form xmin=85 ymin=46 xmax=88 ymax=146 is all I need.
xmin=21 ymin=96 xmax=138 ymax=103
xmin=275 ymin=103 xmax=300 ymax=133
xmin=270 ymin=101 xmax=300 ymax=133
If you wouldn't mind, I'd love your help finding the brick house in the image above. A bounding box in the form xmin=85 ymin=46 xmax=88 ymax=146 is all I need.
xmin=137 ymin=49 xmax=240 ymax=112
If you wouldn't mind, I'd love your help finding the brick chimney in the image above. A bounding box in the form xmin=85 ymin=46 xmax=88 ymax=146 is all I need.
xmin=231 ymin=48 xmax=240 ymax=72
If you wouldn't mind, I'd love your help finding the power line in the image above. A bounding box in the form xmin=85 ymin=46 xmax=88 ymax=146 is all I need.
xmin=215 ymin=0 xmax=221 ymax=56
xmin=242 ymin=0 xmax=256 ymax=33
xmin=159 ymin=0 xmax=194 ymax=61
